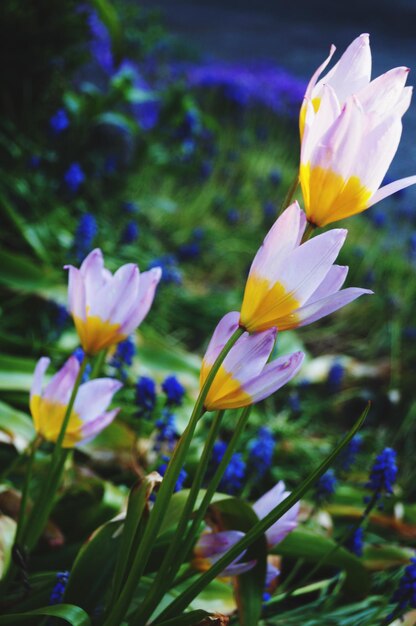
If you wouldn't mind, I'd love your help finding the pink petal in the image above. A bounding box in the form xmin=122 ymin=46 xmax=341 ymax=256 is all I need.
xmin=43 ymin=356 xmax=80 ymax=404
xmin=202 ymin=311 xmax=241 ymax=368
xmin=308 ymin=98 xmax=364 ymax=179
xmin=247 ymin=203 xmax=306 ymax=282
xmin=221 ymin=560 xmax=257 ymax=577
xmin=30 ymin=357 xmax=50 ymax=399
xmin=121 ymin=267 xmax=162 ymax=334
xmin=304 ymin=44 xmax=336 ymax=101
xmin=356 ymin=67 xmax=410 ymax=124
xmin=368 ymin=175 xmax=416 ymax=207
xmin=66 ymin=266 xmax=86 ymax=321
xmin=242 ymin=351 xmax=304 ymax=405
xmin=253 ymin=481 xmax=300 ymax=548
xmin=275 ymin=229 xmax=347 ymax=307
xmin=317 ymin=33 xmax=371 ymax=103
xmin=304 ymin=265 xmax=348 ymax=305
xmin=295 ymin=287 xmax=373 ymax=328
xmin=92 ymin=263 xmax=140 ymax=322
xmin=80 ymin=249 xmax=108 ymax=296
xmin=79 ymin=408 xmax=120 ymax=443
xmin=301 ymin=84 xmax=341 ymax=165
xmin=266 ymin=562 xmax=280 ymax=587
xmin=222 ymin=329 xmax=276 ymax=385
xmin=195 ymin=530 xmax=245 ymax=558
xmin=355 ymin=114 xmax=403 ymax=193
xmin=74 ymin=378 xmax=123 ymax=422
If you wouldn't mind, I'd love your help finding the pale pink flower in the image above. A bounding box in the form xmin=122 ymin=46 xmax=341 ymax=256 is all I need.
xmin=66 ymin=249 xmax=161 ymax=354
xmin=30 ymin=356 xmax=122 ymax=447
xmin=300 ymin=33 xmax=416 ymax=226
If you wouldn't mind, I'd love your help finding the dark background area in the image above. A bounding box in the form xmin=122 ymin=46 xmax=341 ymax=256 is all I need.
xmin=141 ymin=0 xmax=416 ymax=182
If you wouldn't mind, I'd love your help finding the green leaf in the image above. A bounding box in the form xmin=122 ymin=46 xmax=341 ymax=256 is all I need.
xmin=0 ymin=192 xmax=49 ymax=261
xmin=112 ymin=473 xmax=162 ymax=602
xmin=0 ymin=249 xmax=59 ymax=295
xmin=0 ymin=604 xmax=91 ymax=625
xmin=64 ymin=521 xmax=121 ymax=613
xmin=363 ymin=544 xmax=414 ymax=570
xmin=210 ymin=498 xmax=267 ymax=626
xmin=0 ymin=400 xmax=35 ymax=450
xmin=273 ymin=528 xmax=370 ymax=597
xmin=0 ymin=515 xmax=16 ymax=579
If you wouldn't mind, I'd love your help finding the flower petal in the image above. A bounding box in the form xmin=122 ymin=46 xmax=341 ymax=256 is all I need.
xmin=30 ymin=357 xmax=50 ymax=400
xmin=43 ymin=356 xmax=80 ymax=404
xmin=74 ymin=378 xmax=123 ymax=423
xmin=317 ymin=33 xmax=371 ymax=103
xmin=242 ymin=351 xmax=304 ymax=405
xmin=66 ymin=267 xmax=86 ymax=321
xmin=79 ymin=408 xmax=120 ymax=443
xmin=201 ymin=311 xmax=240 ymax=384
xmin=368 ymin=174 xmax=416 ymax=208
xmin=295 ymin=287 xmax=373 ymax=328
xmin=253 ymin=480 xmax=300 ymax=548
xmin=304 ymin=265 xmax=348 ymax=305
xmin=246 ymin=202 xmax=306 ymax=283
xmin=121 ymin=267 xmax=162 ymax=334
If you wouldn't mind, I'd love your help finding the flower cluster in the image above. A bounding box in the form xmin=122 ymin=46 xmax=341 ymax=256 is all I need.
xmin=366 ymin=447 xmax=398 ymax=498
xmin=29 ymin=249 xmax=162 ymax=447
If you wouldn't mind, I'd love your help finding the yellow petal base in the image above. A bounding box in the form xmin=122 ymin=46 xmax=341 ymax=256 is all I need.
xmin=74 ymin=314 xmax=125 ymax=354
xmin=203 ymin=365 xmax=251 ymax=411
xmin=300 ymin=163 xmax=372 ymax=227
xmin=30 ymin=396 xmax=83 ymax=447
xmin=240 ymin=275 xmax=300 ymax=332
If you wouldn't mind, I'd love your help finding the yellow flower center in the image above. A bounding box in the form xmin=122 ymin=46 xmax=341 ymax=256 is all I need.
xmin=74 ymin=314 xmax=125 ymax=354
xmin=300 ymin=163 xmax=373 ymax=227
xmin=30 ymin=395 xmax=83 ymax=447
xmin=240 ymin=275 xmax=300 ymax=332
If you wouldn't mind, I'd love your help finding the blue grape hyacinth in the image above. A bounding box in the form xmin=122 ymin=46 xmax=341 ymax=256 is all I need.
xmin=161 ymin=375 xmax=185 ymax=406
xmin=135 ymin=376 xmax=157 ymax=418
xmin=366 ymin=447 xmax=398 ymax=499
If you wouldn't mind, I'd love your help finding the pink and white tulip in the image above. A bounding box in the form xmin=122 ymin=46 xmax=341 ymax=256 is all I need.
xmin=30 ymin=356 xmax=122 ymax=447
xmin=193 ymin=481 xmax=299 ymax=578
xmin=66 ymin=249 xmax=162 ymax=354
xmin=201 ymin=311 xmax=304 ymax=411
xmin=300 ymin=33 xmax=416 ymax=226
xmin=239 ymin=202 xmax=372 ymax=333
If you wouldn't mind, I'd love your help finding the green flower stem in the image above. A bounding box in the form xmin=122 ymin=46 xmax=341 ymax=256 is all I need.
xmin=152 ymin=406 xmax=368 ymax=624
xmin=182 ymin=405 xmax=252 ymax=553
xmin=23 ymin=450 xmax=69 ymax=552
xmin=20 ymin=357 xmax=88 ymax=552
xmin=90 ymin=348 xmax=108 ymax=379
xmin=131 ymin=410 xmax=226 ymax=625
xmin=14 ymin=435 xmax=42 ymax=545
xmin=302 ymin=222 xmax=317 ymax=243
xmin=50 ymin=357 xmax=89 ymax=471
xmin=103 ymin=327 xmax=244 ymax=626
xmin=280 ymin=173 xmax=299 ymax=214
xmin=133 ymin=406 xmax=252 ymax=625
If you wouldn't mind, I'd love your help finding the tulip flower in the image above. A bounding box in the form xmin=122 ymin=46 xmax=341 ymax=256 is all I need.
xmin=201 ymin=311 xmax=304 ymax=411
xmin=193 ymin=481 xmax=298 ymax=577
xmin=30 ymin=356 xmax=122 ymax=447
xmin=299 ymin=33 xmax=416 ymax=227
xmin=66 ymin=249 xmax=162 ymax=354
xmin=239 ymin=202 xmax=372 ymax=333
